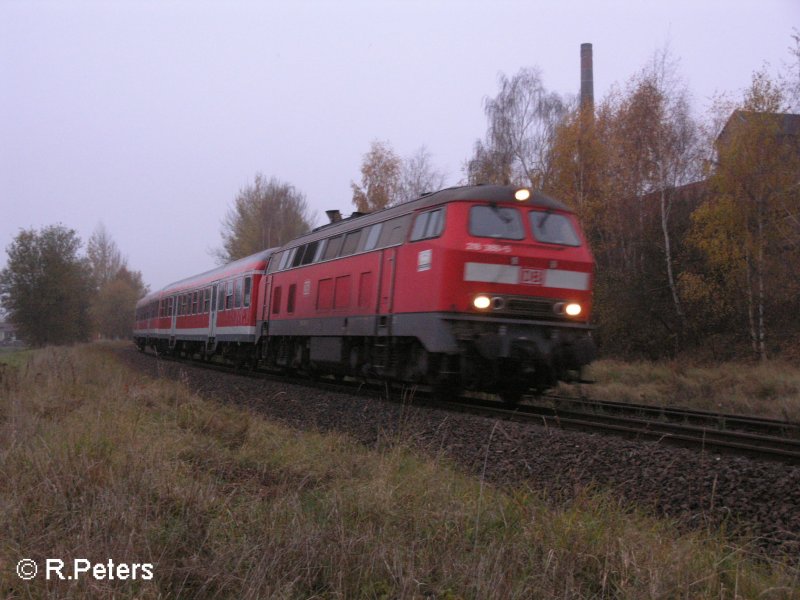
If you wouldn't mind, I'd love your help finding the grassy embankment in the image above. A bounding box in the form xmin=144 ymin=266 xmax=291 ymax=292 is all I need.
xmin=1 ymin=344 xmax=798 ymax=599
xmin=559 ymin=359 xmax=800 ymax=422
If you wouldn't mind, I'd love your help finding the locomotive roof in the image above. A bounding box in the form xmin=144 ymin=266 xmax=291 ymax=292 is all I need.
xmin=416 ymin=184 xmax=569 ymax=210
xmin=289 ymin=184 xmax=571 ymax=248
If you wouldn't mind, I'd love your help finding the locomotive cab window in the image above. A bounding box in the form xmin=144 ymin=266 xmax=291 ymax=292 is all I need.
xmin=411 ymin=208 xmax=445 ymax=242
xmin=469 ymin=205 xmax=524 ymax=240
xmin=529 ymin=211 xmax=581 ymax=246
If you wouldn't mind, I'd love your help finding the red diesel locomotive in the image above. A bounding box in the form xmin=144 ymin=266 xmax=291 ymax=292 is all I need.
xmin=134 ymin=184 xmax=595 ymax=400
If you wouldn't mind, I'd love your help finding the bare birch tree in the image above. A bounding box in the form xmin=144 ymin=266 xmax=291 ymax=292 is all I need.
xmin=397 ymin=146 xmax=447 ymax=203
xmin=468 ymin=67 xmax=566 ymax=188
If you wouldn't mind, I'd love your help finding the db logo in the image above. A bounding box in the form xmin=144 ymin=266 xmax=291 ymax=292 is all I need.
xmin=521 ymin=268 xmax=544 ymax=285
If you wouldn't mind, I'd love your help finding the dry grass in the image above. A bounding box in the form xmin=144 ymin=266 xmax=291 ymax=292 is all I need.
xmin=559 ymin=359 xmax=800 ymax=422
xmin=0 ymin=343 xmax=798 ymax=598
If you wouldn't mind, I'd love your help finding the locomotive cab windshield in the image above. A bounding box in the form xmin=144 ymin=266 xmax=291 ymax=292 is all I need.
xmin=469 ymin=205 xmax=525 ymax=239
xmin=530 ymin=210 xmax=581 ymax=246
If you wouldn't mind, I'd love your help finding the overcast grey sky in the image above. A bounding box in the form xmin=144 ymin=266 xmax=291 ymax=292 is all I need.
xmin=1 ymin=0 xmax=797 ymax=291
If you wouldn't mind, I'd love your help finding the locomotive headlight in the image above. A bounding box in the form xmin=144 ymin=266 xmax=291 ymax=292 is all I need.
xmin=514 ymin=188 xmax=531 ymax=201
xmin=473 ymin=295 xmax=491 ymax=310
xmin=565 ymin=302 xmax=582 ymax=317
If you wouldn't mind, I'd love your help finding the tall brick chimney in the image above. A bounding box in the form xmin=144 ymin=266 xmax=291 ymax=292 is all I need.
xmin=580 ymin=43 xmax=594 ymax=112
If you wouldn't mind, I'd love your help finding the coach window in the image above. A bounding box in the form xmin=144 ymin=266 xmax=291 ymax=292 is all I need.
xmin=411 ymin=208 xmax=445 ymax=242
xmin=244 ymin=277 xmax=252 ymax=307
xmin=226 ymin=281 xmax=234 ymax=310
xmin=192 ymin=291 xmax=198 ymax=314
xmin=287 ymin=283 xmax=296 ymax=313
xmin=203 ymin=288 xmax=211 ymax=313
xmin=340 ymin=230 xmax=361 ymax=256
xmin=469 ymin=205 xmax=524 ymax=240
xmin=217 ymin=286 xmax=225 ymax=311
xmin=234 ymin=278 xmax=243 ymax=308
xmin=322 ymin=235 xmax=343 ymax=260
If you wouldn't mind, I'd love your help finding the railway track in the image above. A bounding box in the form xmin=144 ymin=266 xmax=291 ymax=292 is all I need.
xmin=540 ymin=393 xmax=800 ymax=438
xmin=143 ymin=349 xmax=800 ymax=465
xmin=438 ymin=395 xmax=800 ymax=465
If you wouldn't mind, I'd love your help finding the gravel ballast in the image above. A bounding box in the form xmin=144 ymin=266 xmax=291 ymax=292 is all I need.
xmin=118 ymin=346 xmax=800 ymax=556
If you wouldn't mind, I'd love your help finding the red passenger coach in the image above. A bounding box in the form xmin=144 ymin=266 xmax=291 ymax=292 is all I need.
xmin=134 ymin=249 xmax=275 ymax=360
xmin=134 ymin=185 xmax=596 ymax=401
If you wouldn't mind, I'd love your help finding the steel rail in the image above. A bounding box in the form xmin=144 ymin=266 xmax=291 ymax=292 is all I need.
xmin=539 ymin=393 xmax=800 ymax=438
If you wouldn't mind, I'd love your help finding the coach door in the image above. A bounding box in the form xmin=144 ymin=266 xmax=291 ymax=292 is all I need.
xmin=209 ymin=283 xmax=219 ymax=342
xmin=377 ymin=248 xmax=397 ymax=326
xmin=372 ymin=247 xmax=397 ymax=371
xmin=169 ymin=294 xmax=177 ymax=348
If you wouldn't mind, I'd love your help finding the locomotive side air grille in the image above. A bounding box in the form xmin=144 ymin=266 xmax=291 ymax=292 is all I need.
xmin=503 ymin=297 xmax=558 ymax=319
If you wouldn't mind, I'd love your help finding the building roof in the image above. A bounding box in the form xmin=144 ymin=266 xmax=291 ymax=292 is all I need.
xmin=718 ymin=110 xmax=800 ymax=145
